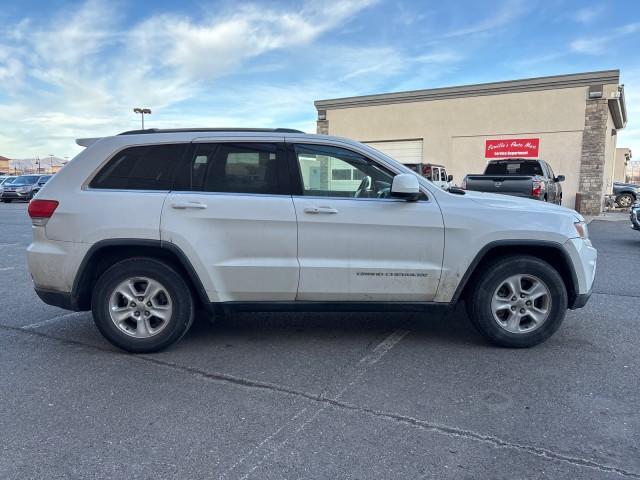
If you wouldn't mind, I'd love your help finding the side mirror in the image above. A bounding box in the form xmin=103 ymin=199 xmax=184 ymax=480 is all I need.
xmin=555 ymin=175 xmax=565 ymax=183
xmin=447 ymin=174 xmax=453 ymax=182
xmin=391 ymin=174 xmax=420 ymax=201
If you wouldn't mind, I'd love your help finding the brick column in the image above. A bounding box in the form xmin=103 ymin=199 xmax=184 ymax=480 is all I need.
xmin=577 ymin=98 xmax=608 ymax=214
xmin=316 ymin=110 xmax=329 ymax=134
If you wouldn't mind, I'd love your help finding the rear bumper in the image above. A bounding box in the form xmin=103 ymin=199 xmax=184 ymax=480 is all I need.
xmin=34 ymin=287 xmax=80 ymax=311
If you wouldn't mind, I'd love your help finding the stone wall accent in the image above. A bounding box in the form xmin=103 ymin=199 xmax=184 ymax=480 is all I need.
xmin=316 ymin=119 xmax=329 ymax=135
xmin=316 ymin=109 xmax=329 ymax=134
xmin=577 ymin=98 xmax=609 ymax=215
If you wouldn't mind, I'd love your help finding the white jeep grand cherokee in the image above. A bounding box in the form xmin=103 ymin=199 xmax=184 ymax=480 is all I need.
xmin=27 ymin=128 xmax=596 ymax=353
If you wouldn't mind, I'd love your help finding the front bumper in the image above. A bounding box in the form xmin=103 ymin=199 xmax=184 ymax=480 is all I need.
xmin=630 ymin=206 xmax=640 ymax=231
xmin=569 ymin=287 xmax=592 ymax=309
xmin=564 ymin=238 xmax=597 ymax=310
xmin=1 ymin=190 xmax=32 ymax=199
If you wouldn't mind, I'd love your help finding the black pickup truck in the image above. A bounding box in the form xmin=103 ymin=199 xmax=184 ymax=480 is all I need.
xmin=462 ymin=159 xmax=565 ymax=204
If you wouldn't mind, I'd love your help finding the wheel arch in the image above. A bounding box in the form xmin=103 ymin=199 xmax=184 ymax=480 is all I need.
xmin=452 ymin=240 xmax=579 ymax=307
xmin=71 ymin=239 xmax=212 ymax=313
xmin=617 ymin=191 xmax=636 ymax=200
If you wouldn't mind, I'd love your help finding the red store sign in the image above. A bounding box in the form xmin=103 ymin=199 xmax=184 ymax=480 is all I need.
xmin=485 ymin=138 xmax=540 ymax=158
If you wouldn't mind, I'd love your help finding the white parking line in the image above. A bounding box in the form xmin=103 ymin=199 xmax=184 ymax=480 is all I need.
xmin=0 ymin=267 xmax=15 ymax=271
xmin=223 ymin=328 xmax=410 ymax=480
xmin=22 ymin=311 xmax=86 ymax=330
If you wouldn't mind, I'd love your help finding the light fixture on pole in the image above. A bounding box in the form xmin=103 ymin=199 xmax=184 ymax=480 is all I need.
xmin=133 ymin=107 xmax=152 ymax=129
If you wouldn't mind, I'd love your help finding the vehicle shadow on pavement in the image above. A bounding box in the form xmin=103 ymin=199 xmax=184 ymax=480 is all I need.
xmin=184 ymin=303 xmax=485 ymax=349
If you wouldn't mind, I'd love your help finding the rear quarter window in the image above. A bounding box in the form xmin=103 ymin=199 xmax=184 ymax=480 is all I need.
xmin=90 ymin=144 xmax=187 ymax=190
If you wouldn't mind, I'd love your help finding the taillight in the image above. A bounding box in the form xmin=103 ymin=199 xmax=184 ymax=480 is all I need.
xmin=28 ymin=200 xmax=59 ymax=226
xmin=532 ymin=180 xmax=542 ymax=198
xmin=461 ymin=177 xmax=467 ymax=189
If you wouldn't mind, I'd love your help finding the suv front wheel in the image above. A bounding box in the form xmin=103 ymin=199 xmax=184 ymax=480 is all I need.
xmin=466 ymin=255 xmax=568 ymax=348
xmin=91 ymin=258 xmax=194 ymax=353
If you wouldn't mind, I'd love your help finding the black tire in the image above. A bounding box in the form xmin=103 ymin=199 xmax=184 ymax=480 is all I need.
xmin=466 ymin=255 xmax=568 ymax=348
xmin=91 ymin=257 xmax=194 ymax=353
xmin=616 ymin=193 xmax=635 ymax=209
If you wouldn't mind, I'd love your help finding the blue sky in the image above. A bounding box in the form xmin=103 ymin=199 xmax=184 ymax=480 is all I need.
xmin=0 ymin=0 xmax=638 ymax=159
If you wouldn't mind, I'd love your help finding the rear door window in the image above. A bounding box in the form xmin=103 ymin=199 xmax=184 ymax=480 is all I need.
xmin=90 ymin=144 xmax=187 ymax=190
xmin=186 ymin=143 xmax=284 ymax=195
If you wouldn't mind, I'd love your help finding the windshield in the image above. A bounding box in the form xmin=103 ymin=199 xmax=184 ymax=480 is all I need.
xmin=485 ymin=160 xmax=543 ymax=176
xmin=11 ymin=175 xmax=40 ymax=185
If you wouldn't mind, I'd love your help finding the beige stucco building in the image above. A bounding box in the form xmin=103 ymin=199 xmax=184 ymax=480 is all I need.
xmin=615 ymin=147 xmax=632 ymax=182
xmin=0 ymin=156 xmax=10 ymax=174
xmin=315 ymin=70 xmax=628 ymax=214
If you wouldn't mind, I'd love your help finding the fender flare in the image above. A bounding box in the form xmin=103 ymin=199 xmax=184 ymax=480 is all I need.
xmin=449 ymin=239 xmax=579 ymax=306
xmin=72 ymin=239 xmax=212 ymax=313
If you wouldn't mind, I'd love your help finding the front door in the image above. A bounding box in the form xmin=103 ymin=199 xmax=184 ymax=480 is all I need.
xmin=161 ymin=141 xmax=298 ymax=302
xmin=290 ymin=142 xmax=445 ymax=302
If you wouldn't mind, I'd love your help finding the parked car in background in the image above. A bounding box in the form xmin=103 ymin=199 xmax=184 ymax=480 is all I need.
xmin=630 ymin=201 xmax=640 ymax=232
xmin=0 ymin=176 xmax=17 ymax=186
xmin=27 ymin=128 xmax=595 ymax=353
xmin=422 ymin=164 xmax=453 ymax=190
xmin=405 ymin=163 xmax=453 ymax=190
xmin=1 ymin=174 xmax=52 ymax=202
xmin=462 ymin=159 xmax=564 ymax=204
xmin=613 ymin=181 xmax=639 ymax=209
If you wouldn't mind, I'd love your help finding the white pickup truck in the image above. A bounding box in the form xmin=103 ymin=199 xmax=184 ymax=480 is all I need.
xmin=27 ymin=128 xmax=596 ymax=353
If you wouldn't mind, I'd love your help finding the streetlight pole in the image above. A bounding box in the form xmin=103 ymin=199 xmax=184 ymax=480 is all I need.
xmin=133 ymin=108 xmax=152 ymax=129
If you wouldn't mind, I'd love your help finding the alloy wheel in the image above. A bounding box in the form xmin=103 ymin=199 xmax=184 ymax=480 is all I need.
xmin=491 ymin=274 xmax=552 ymax=334
xmin=108 ymin=277 xmax=173 ymax=338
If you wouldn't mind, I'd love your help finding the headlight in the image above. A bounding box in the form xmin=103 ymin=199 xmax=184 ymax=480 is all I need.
xmin=574 ymin=221 xmax=589 ymax=240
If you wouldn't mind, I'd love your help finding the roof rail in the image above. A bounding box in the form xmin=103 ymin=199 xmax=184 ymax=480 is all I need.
xmin=118 ymin=128 xmax=305 ymax=135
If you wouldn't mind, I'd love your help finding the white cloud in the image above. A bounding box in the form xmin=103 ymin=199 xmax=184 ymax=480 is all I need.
xmin=439 ymin=0 xmax=529 ymax=39
xmin=570 ymin=22 xmax=640 ymax=55
xmin=573 ymin=7 xmax=602 ymax=24
xmin=0 ymin=0 xmax=379 ymax=158
xmin=570 ymin=37 xmax=607 ymax=55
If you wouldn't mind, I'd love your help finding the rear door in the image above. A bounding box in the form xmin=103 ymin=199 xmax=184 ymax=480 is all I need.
xmin=161 ymin=140 xmax=298 ymax=303
xmin=289 ymin=141 xmax=444 ymax=302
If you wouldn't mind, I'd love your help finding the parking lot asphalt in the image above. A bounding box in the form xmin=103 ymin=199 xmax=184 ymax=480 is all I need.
xmin=1 ymin=201 xmax=638 ymax=480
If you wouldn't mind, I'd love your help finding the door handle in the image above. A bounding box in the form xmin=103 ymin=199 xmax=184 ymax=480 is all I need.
xmin=171 ymin=202 xmax=207 ymax=210
xmin=304 ymin=206 xmax=338 ymax=214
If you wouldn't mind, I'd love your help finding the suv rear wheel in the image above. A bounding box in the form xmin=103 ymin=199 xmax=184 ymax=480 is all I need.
xmin=91 ymin=258 xmax=194 ymax=353
xmin=466 ymin=255 xmax=567 ymax=348
xmin=616 ymin=193 xmax=635 ymax=208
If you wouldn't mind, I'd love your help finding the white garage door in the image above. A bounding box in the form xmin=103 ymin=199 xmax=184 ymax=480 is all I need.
xmin=364 ymin=140 xmax=423 ymax=165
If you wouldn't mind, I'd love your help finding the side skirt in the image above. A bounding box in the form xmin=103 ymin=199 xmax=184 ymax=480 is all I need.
xmin=212 ymin=301 xmax=454 ymax=315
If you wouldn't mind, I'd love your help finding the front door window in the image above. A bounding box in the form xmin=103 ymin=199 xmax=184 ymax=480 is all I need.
xmin=294 ymin=144 xmax=395 ymax=199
